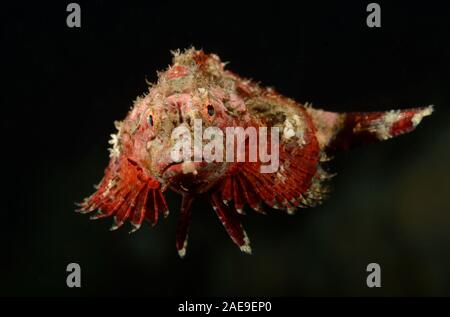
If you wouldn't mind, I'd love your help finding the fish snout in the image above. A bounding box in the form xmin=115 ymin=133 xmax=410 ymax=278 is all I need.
xmin=167 ymin=93 xmax=200 ymax=128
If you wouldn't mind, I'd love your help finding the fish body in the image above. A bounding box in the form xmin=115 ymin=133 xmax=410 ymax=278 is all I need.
xmin=78 ymin=49 xmax=433 ymax=256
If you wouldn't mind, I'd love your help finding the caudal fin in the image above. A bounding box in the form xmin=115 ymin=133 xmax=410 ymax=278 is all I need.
xmin=307 ymin=105 xmax=434 ymax=151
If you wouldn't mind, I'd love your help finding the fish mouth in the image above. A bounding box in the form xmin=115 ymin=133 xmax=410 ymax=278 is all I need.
xmin=161 ymin=161 xmax=206 ymax=179
xmin=162 ymin=162 xmax=181 ymax=174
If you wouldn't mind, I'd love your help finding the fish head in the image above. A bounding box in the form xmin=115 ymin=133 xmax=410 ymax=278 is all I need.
xmin=120 ymin=50 xmax=249 ymax=194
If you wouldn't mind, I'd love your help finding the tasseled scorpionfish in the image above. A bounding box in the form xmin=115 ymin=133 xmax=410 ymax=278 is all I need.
xmin=77 ymin=48 xmax=433 ymax=257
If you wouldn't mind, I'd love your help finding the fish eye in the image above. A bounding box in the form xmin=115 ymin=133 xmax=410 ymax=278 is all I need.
xmin=207 ymin=105 xmax=215 ymax=116
xmin=148 ymin=114 xmax=154 ymax=126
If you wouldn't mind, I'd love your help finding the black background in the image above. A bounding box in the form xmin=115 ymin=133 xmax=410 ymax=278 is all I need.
xmin=2 ymin=1 xmax=450 ymax=296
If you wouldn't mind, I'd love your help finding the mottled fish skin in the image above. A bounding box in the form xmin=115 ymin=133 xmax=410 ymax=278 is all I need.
xmin=77 ymin=48 xmax=433 ymax=257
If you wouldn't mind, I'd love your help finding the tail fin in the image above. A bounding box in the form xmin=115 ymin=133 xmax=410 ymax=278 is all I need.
xmin=307 ymin=105 xmax=434 ymax=151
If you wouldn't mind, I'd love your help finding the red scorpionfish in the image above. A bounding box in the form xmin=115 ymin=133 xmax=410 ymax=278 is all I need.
xmin=78 ymin=48 xmax=433 ymax=257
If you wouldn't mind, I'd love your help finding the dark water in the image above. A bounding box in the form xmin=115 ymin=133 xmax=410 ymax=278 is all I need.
xmin=3 ymin=1 xmax=449 ymax=296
